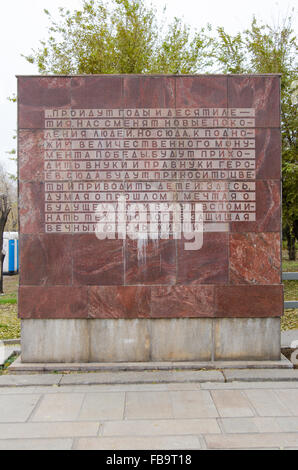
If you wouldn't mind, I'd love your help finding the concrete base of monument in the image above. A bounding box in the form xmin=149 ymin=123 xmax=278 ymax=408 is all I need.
xmin=20 ymin=317 xmax=284 ymax=364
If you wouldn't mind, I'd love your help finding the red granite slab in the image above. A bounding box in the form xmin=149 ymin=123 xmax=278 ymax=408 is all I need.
xmin=19 ymin=130 xmax=44 ymax=182
xmin=176 ymin=75 xmax=228 ymax=108
xmin=229 ymin=232 xmax=281 ymax=285
xmin=177 ymin=232 xmax=229 ymax=285
xmin=18 ymin=77 xmax=71 ymax=129
xmin=73 ymin=235 xmax=124 ymax=285
xmin=19 ymin=286 xmax=88 ymax=319
xmin=89 ymin=286 xmax=151 ymax=318
xmin=123 ymin=76 xmax=175 ymax=108
xmin=215 ymin=285 xmax=283 ymax=317
xmin=255 ymin=128 xmax=281 ymax=179
xmin=17 ymin=75 xmax=283 ymax=323
xmin=20 ymin=234 xmax=73 ymax=286
xmin=228 ymin=75 xmax=280 ymax=127
xmin=230 ymin=180 xmax=281 ymax=233
xmin=125 ymin=239 xmax=176 ymax=285
xmin=71 ymin=76 xmax=123 ymax=108
xmin=19 ymin=182 xmax=45 ymax=234
xmin=151 ymin=285 xmax=215 ymax=318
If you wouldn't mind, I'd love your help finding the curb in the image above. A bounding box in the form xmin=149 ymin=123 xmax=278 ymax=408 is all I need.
xmin=2 ymin=339 xmax=21 ymax=346
xmin=281 ymin=329 xmax=298 ymax=349
xmin=1 ymin=368 xmax=298 ymax=387
xmin=8 ymin=354 xmax=293 ymax=373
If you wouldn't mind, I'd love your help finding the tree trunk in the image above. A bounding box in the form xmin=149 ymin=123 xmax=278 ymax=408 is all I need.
xmin=0 ymin=194 xmax=11 ymax=294
xmin=286 ymin=229 xmax=296 ymax=261
xmin=294 ymin=220 xmax=298 ymax=242
xmin=0 ymin=251 xmax=4 ymax=294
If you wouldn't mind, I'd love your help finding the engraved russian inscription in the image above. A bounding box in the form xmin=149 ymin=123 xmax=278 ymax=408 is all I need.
xmin=44 ymin=107 xmax=256 ymax=235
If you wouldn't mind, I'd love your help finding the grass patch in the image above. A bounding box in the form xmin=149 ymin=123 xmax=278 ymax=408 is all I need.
xmin=0 ymin=298 xmax=17 ymax=305
xmin=281 ymin=309 xmax=298 ymax=331
xmin=281 ymin=250 xmax=298 ymax=330
xmin=0 ymin=304 xmax=20 ymax=340
xmin=283 ymin=259 xmax=298 ymax=272
xmin=283 ymin=280 xmax=298 ymax=301
xmin=0 ymin=275 xmax=20 ymax=340
xmin=282 ymin=250 xmax=298 ymax=272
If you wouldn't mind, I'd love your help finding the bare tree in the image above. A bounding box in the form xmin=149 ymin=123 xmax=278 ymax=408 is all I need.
xmin=0 ymin=165 xmax=13 ymax=293
xmin=0 ymin=194 xmax=11 ymax=293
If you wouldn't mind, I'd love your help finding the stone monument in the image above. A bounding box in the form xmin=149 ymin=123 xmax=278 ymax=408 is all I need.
xmin=18 ymin=74 xmax=282 ymax=363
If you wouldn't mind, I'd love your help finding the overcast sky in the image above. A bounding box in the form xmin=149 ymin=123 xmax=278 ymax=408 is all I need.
xmin=0 ymin=0 xmax=297 ymax=175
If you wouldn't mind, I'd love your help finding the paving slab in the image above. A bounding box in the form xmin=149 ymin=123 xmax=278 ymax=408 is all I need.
xmin=166 ymin=383 xmax=201 ymax=390
xmin=79 ymin=392 xmax=125 ymax=421
xmin=59 ymin=383 xmax=171 ymax=393
xmin=0 ymin=394 xmax=41 ymax=423
xmin=60 ymin=370 xmax=224 ymax=386
xmin=244 ymin=390 xmax=291 ymax=417
xmin=201 ymin=381 xmax=298 ymax=390
xmin=0 ymin=378 xmax=296 ymax=450
xmin=0 ymin=374 xmax=62 ymax=387
xmin=125 ymin=391 xmax=173 ymax=420
xmin=275 ymin=417 xmax=298 ymax=432
xmin=103 ymin=418 xmax=220 ymax=436
xmin=0 ymin=383 xmax=195 ymax=393
xmin=211 ymin=390 xmax=255 ymax=417
xmin=0 ymin=422 xmax=100 ymax=440
xmin=0 ymin=438 xmax=73 ymax=450
xmin=205 ymin=433 xmax=298 ymax=450
xmin=170 ymin=391 xmax=218 ymax=419
xmin=219 ymin=417 xmax=281 ymax=434
xmin=274 ymin=389 xmax=298 ymax=415
xmin=0 ymin=386 xmax=48 ymax=395
xmin=224 ymin=369 xmax=298 ymax=382
xmin=31 ymin=393 xmax=85 ymax=422
xmin=75 ymin=435 xmax=201 ymax=450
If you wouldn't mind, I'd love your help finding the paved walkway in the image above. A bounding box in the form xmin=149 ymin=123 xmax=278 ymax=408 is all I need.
xmin=0 ymin=381 xmax=298 ymax=450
